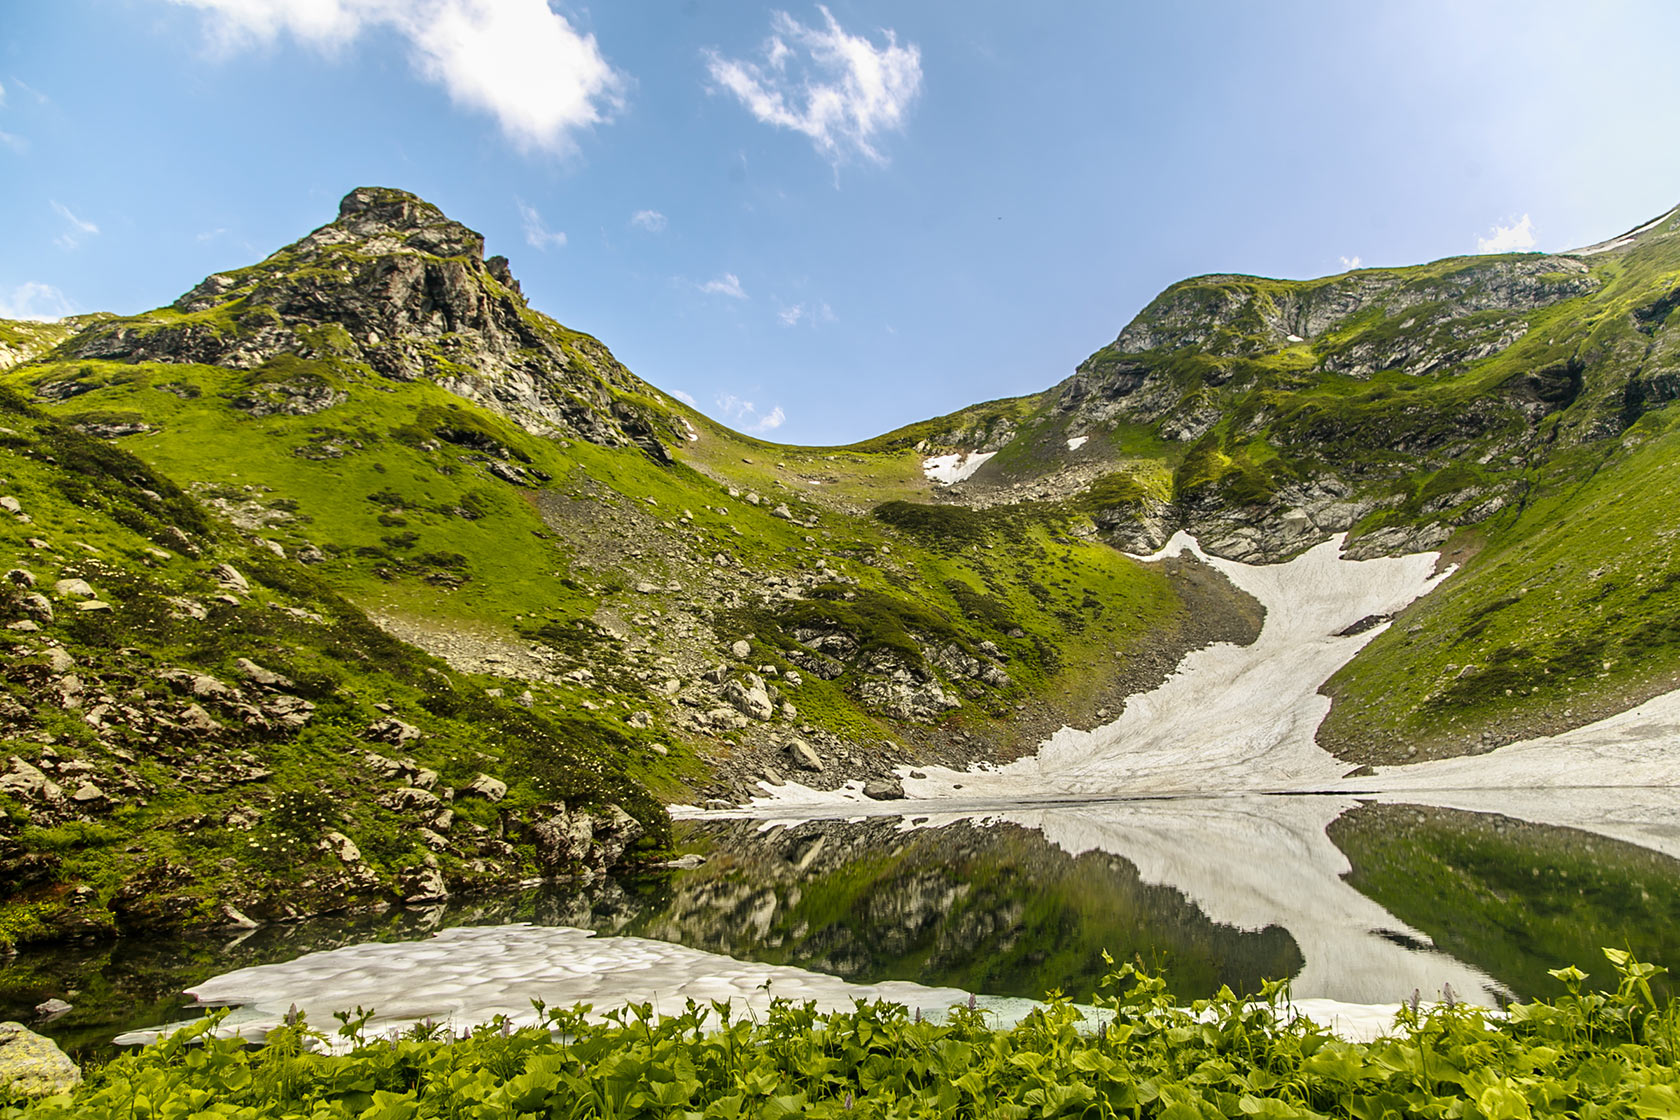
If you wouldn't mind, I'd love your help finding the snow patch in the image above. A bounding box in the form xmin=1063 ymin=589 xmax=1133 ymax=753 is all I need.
xmin=113 ymin=920 xmax=1423 ymax=1047
xmin=116 ymin=925 xmax=971 ymax=1050
xmin=681 ymin=418 xmax=699 ymax=442
xmin=922 ymin=450 xmax=995 ymax=485
xmin=1066 ymin=435 xmax=1089 ymax=451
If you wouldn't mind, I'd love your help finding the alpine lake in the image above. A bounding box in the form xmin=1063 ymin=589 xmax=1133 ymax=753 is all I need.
xmin=7 ymin=790 xmax=1680 ymax=1059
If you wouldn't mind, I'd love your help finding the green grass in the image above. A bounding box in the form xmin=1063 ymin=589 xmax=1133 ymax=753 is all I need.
xmin=10 ymin=951 xmax=1680 ymax=1119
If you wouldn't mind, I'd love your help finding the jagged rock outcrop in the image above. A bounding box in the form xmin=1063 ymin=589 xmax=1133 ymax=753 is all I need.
xmin=1107 ymin=256 xmax=1597 ymax=360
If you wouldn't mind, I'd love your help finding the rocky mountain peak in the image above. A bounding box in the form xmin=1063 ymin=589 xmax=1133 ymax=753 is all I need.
xmin=301 ymin=186 xmax=487 ymax=261
xmin=51 ymin=187 xmax=678 ymax=460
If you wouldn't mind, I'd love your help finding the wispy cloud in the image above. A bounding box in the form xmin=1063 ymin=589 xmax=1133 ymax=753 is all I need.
xmin=7 ymin=78 xmax=48 ymax=105
xmin=0 ymin=281 xmax=76 ymax=321
xmin=777 ymin=300 xmax=835 ymax=327
xmin=51 ymin=200 xmax=98 ymax=250
xmin=172 ymin=0 xmax=626 ymax=153
xmin=1339 ymin=255 xmax=1362 ymax=270
xmin=718 ymin=393 xmax=785 ymax=434
xmin=517 ymin=200 xmax=567 ymax=249
xmin=197 ymin=227 xmax=230 ymax=242
xmin=705 ymin=5 xmax=922 ymax=166
xmin=669 ymin=388 xmax=696 ymax=406
xmin=699 ymin=273 xmax=748 ymax=300
xmin=1476 ymin=214 xmax=1536 ymax=254
xmin=630 ymin=208 xmax=666 ymax=233
xmin=0 ymin=81 xmax=23 ymax=153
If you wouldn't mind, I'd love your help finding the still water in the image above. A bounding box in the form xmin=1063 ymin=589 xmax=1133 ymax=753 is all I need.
xmin=6 ymin=792 xmax=1680 ymax=1057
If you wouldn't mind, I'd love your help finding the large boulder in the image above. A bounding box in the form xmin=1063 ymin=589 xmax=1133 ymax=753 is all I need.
xmin=0 ymin=1021 xmax=82 ymax=1098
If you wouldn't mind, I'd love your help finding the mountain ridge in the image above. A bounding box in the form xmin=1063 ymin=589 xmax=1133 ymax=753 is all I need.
xmin=4 ymin=187 xmax=1680 ymax=947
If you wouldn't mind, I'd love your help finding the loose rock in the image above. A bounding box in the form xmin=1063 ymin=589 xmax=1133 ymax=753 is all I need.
xmin=0 ymin=1021 xmax=82 ymax=1098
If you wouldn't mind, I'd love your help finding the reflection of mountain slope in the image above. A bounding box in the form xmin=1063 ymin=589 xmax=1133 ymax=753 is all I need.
xmin=1332 ymin=803 xmax=1680 ymax=999
xmin=634 ymin=818 xmax=1301 ymax=1001
xmin=982 ymin=796 xmax=1502 ymax=1006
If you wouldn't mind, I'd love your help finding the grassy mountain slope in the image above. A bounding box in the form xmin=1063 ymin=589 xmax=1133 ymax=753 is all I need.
xmin=2 ymin=189 xmax=1256 ymax=944
xmin=5 ymin=185 xmax=1680 ymax=953
xmin=0 ymin=388 xmax=670 ymax=950
xmin=898 ymin=205 xmax=1680 ymax=760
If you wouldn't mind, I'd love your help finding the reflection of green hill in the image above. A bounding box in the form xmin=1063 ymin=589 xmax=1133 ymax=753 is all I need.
xmin=632 ymin=820 xmax=1303 ymax=1002
xmin=1331 ymin=803 xmax=1680 ymax=1000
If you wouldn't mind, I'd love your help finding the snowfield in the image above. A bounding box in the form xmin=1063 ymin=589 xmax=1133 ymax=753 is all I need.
xmin=921 ymin=450 xmax=995 ymax=484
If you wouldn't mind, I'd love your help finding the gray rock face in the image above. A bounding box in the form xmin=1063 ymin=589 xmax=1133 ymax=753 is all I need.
xmin=0 ymin=757 xmax=62 ymax=802
xmin=52 ymin=578 xmax=95 ymax=600
xmin=863 ymin=777 xmax=906 ymax=801
xmin=856 ymin=654 xmax=961 ymax=722
xmin=364 ymin=717 xmax=422 ymax=744
xmin=786 ymin=739 xmax=825 ymax=772
xmin=402 ymin=864 xmax=449 ymax=904
xmin=723 ymin=674 xmax=776 ymax=721
xmin=463 ymin=773 xmax=508 ymax=802
xmin=0 ymin=1021 xmax=82 ymax=1098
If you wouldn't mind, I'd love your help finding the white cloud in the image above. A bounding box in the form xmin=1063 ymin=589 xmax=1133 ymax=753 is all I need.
xmin=1339 ymin=255 xmax=1361 ymax=270
xmin=776 ymin=300 xmax=836 ymax=327
xmin=630 ymin=209 xmax=666 ymax=233
xmin=1476 ymin=214 xmax=1537 ymax=254
xmin=172 ymin=0 xmax=626 ymax=153
xmin=517 ymin=200 xmax=566 ymax=249
xmin=0 ymin=281 xmax=76 ymax=321
xmin=0 ymin=80 xmax=6 ymax=108
xmin=705 ymin=5 xmax=922 ymax=166
xmin=669 ymin=388 xmax=696 ymax=406
xmin=51 ymin=200 xmax=98 ymax=250
xmin=699 ymin=272 xmax=748 ymax=300
xmin=716 ymin=394 xmax=786 ymax=434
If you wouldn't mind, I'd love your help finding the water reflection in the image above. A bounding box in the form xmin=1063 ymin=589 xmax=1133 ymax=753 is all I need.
xmin=621 ymin=817 xmax=1304 ymax=1003
xmin=8 ymin=792 xmax=1680 ymax=1054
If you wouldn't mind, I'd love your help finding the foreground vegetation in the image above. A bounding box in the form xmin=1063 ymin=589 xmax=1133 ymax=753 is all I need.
xmin=7 ymin=952 xmax=1679 ymax=1118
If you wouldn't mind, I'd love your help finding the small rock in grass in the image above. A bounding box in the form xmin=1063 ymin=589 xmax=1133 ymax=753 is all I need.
xmin=463 ymin=773 xmax=508 ymax=802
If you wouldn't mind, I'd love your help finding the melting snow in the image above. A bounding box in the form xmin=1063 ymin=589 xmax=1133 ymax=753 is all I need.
xmin=117 ymin=925 xmax=971 ymax=1050
xmin=1066 ymin=435 xmax=1089 ymax=451
xmin=115 ymin=921 xmax=1422 ymax=1047
xmin=922 ymin=451 xmax=995 ymax=485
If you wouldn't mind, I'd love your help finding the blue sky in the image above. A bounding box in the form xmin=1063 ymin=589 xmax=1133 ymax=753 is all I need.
xmin=5 ymin=1 xmax=1680 ymax=444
